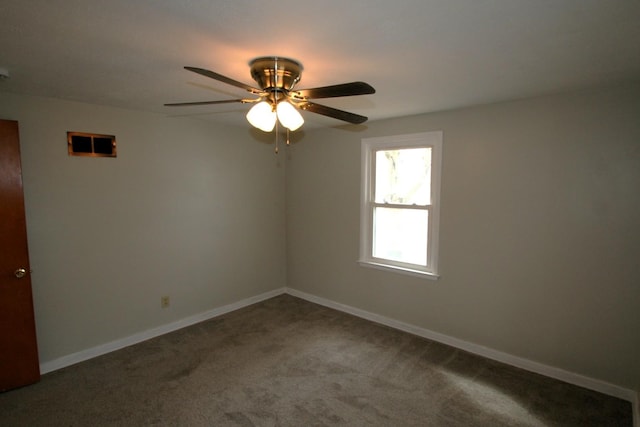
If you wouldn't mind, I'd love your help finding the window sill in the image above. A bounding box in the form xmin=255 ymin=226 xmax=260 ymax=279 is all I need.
xmin=358 ymin=260 xmax=440 ymax=280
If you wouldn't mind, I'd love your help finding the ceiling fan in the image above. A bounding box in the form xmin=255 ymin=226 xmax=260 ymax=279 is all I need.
xmin=165 ymin=56 xmax=375 ymax=135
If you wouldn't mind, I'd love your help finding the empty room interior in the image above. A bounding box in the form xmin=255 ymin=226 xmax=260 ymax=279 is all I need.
xmin=1 ymin=1 xmax=639 ymax=425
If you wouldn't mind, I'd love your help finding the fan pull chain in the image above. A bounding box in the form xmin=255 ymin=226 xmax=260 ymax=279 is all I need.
xmin=286 ymin=129 xmax=290 ymax=146
xmin=274 ymin=88 xmax=279 ymax=154
xmin=274 ymin=121 xmax=279 ymax=154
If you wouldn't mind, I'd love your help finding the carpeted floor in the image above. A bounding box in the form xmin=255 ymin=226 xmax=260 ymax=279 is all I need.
xmin=0 ymin=294 xmax=632 ymax=426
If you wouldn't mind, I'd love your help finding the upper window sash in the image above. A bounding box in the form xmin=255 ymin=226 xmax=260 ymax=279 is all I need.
xmin=374 ymin=147 xmax=432 ymax=206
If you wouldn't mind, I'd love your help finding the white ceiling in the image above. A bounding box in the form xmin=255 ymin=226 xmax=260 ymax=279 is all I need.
xmin=1 ymin=0 xmax=639 ymax=129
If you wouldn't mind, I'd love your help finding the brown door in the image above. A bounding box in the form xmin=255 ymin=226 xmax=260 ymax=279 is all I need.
xmin=0 ymin=119 xmax=40 ymax=391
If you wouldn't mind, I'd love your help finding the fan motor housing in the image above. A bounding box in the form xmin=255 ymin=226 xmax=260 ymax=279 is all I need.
xmin=250 ymin=57 xmax=303 ymax=92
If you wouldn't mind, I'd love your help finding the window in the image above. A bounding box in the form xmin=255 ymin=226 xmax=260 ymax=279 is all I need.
xmin=67 ymin=132 xmax=117 ymax=157
xmin=359 ymin=131 xmax=442 ymax=279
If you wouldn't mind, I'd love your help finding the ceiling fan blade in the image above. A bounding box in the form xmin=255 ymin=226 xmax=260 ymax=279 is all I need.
xmin=164 ymin=99 xmax=253 ymax=107
xmin=291 ymin=82 xmax=375 ymax=100
xmin=300 ymin=102 xmax=368 ymax=124
xmin=184 ymin=66 xmax=263 ymax=94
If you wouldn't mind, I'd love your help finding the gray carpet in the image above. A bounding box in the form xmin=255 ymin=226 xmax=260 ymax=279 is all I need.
xmin=0 ymin=294 xmax=632 ymax=426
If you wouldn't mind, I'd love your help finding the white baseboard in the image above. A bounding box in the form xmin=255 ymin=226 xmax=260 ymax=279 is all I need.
xmin=39 ymin=287 xmax=286 ymax=374
xmin=285 ymin=288 xmax=638 ymax=408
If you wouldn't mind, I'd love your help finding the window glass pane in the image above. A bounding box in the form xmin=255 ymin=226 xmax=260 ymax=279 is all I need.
xmin=373 ymin=207 xmax=428 ymax=266
xmin=375 ymin=148 xmax=431 ymax=205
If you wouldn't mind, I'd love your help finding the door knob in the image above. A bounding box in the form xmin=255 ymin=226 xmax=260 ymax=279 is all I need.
xmin=14 ymin=268 xmax=27 ymax=279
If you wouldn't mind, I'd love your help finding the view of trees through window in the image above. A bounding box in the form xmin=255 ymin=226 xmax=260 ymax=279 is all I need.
xmin=375 ymin=148 xmax=431 ymax=205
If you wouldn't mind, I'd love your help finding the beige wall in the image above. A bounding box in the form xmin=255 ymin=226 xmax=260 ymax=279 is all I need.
xmin=0 ymin=93 xmax=287 ymax=363
xmin=286 ymin=83 xmax=640 ymax=391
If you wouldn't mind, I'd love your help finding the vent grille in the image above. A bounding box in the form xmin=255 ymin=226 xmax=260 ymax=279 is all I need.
xmin=67 ymin=132 xmax=116 ymax=157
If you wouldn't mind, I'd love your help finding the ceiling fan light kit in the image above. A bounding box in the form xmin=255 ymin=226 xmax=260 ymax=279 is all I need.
xmin=165 ymin=56 xmax=375 ymax=151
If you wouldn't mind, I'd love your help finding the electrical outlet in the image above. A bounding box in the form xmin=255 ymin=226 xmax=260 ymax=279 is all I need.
xmin=161 ymin=296 xmax=170 ymax=308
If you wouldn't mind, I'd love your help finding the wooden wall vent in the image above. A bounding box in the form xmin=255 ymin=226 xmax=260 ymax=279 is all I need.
xmin=67 ymin=132 xmax=117 ymax=157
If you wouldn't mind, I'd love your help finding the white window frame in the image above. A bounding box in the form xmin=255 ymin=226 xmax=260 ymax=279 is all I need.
xmin=359 ymin=131 xmax=442 ymax=279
